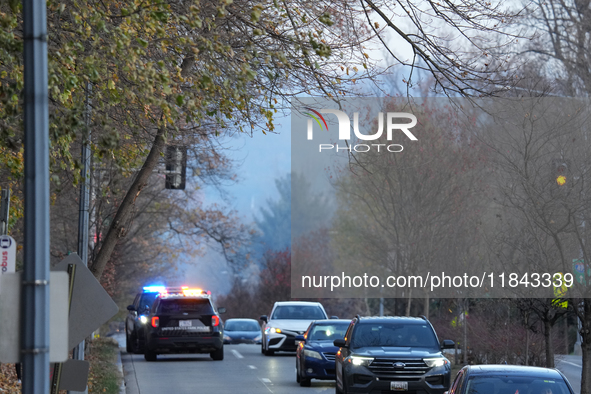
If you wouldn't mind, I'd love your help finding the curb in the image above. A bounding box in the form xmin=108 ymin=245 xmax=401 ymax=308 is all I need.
xmin=117 ymin=350 xmax=126 ymax=394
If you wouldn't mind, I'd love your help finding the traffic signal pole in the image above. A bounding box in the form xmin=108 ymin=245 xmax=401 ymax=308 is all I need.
xmin=69 ymin=83 xmax=92 ymax=394
xmin=22 ymin=0 xmax=50 ymax=391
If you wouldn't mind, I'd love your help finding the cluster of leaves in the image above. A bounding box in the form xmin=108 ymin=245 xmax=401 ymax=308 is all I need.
xmin=0 ymin=363 xmax=20 ymax=394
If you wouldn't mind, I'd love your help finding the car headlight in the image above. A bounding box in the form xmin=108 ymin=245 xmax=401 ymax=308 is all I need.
xmin=424 ymin=357 xmax=449 ymax=367
xmin=348 ymin=355 xmax=374 ymax=366
xmin=254 ymin=335 xmax=262 ymax=341
xmin=304 ymin=349 xmax=323 ymax=360
xmin=265 ymin=327 xmax=282 ymax=334
xmin=139 ymin=315 xmax=148 ymax=324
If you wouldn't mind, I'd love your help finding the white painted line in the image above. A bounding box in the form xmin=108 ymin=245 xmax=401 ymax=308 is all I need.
xmin=232 ymin=349 xmax=244 ymax=359
xmin=260 ymin=378 xmax=274 ymax=393
xmin=559 ymin=360 xmax=582 ymax=368
xmin=248 ymin=365 xmax=257 ymax=369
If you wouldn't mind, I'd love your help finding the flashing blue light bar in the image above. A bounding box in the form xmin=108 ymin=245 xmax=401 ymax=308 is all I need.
xmin=143 ymin=286 xmax=167 ymax=293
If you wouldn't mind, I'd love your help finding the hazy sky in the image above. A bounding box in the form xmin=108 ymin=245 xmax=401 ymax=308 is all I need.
xmin=182 ymin=114 xmax=292 ymax=293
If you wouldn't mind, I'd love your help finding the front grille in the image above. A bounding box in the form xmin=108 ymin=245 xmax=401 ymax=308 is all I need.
xmin=323 ymin=352 xmax=336 ymax=361
xmin=368 ymin=358 xmax=428 ymax=376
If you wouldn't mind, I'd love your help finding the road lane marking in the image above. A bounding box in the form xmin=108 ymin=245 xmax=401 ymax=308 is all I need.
xmin=232 ymin=349 xmax=244 ymax=359
xmin=260 ymin=378 xmax=274 ymax=393
xmin=248 ymin=365 xmax=257 ymax=369
xmin=559 ymin=360 xmax=582 ymax=368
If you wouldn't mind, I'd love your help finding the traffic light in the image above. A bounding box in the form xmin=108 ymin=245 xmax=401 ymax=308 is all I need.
xmin=165 ymin=146 xmax=187 ymax=190
xmin=553 ymin=159 xmax=570 ymax=186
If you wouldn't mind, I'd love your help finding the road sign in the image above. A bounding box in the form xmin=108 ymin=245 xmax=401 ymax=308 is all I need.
xmin=0 ymin=235 xmax=16 ymax=274
xmin=0 ymin=272 xmax=69 ymax=362
xmin=573 ymin=259 xmax=589 ymax=285
xmin=51 ymin=254 xmax=119 ymax=349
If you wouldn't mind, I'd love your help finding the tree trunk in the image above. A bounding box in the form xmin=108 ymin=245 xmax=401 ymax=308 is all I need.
xmin=406 ymin=289 xmax=412 ymax=316
xmin=581 ymin=301 xmax=591 ymax=394
xmin=424 ymin=293 xmax=430 ymax=319
xmin=90 ymin=125 xmax=167 ymax=280
xmin=526 ymin=327 xmax=530 ymax=366
xmin=565 ymin=315 xmax=569 ymax=355
xmin=544 ymin=318 xmax=554 ymax=368
xmin=463 ymin=301 xmax=468 ymax=364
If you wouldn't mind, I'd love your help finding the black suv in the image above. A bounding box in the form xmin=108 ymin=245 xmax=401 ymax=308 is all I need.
xmin=143 ymin=292 xmax=226 ymax=361
xmin=125 ymin=286 xmax=165 ymax=353
xmin=334 ymin=316 xmax=455 ymax=394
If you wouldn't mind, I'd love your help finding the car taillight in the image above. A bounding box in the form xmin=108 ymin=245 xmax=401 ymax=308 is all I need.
xmin=151 ymin=316 xmax=159 ymax=328
xmin=212 ymin=316 xmax=219 ymax=327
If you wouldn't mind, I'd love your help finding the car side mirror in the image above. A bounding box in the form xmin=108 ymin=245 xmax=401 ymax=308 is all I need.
xmin=218 ymin=307 xmax=226 ymax=314
xmin=333 ymin=338 xmax=347 ymax=348
xmin=127 ymin=305 xmax=136 ymax=311
xmin=441 ymin=339 xmax=455 ymax=349
xmin=330 ymin=316 xmax=339 ymax=319
xmin=295 ymin=335 xmax=305 ymax=343
xmin=260 ymin=315 xmax=268 ymax=323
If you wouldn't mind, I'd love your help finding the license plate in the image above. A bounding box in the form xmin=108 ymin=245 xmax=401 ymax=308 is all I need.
xmin=179 ymin=320 xmax=192 ymax=327
xmin=391 ymin=382 xmax=408 ymax=391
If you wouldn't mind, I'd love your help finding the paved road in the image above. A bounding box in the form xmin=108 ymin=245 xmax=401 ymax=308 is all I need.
xmin=112 ymin=333 xmax=585 ymax=394
xmin=113 ymin=333 xmax=335 ymax=394
xmin=555 ymin=355 xmax=582 ymax=394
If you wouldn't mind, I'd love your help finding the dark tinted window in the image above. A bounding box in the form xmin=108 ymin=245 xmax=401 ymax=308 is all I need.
xmin=271 ymin=305 xmax=326 ymax=320
xmin=138 ymin=293 xmax=159 ymax=312
xmin=351 ymin=323 xmax=438 ymax=349
xmin=464 ymin=375 xmax=571 ymax=394
xmin=225 ymin=320 xmax=260 ymax=332
xmin=157 ymin=299 xmax=214 ymax=314
xmin=309 ymin=323 xmax=349 ymax=341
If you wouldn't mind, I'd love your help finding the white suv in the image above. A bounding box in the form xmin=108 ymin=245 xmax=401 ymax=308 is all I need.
xmin=260 ymin=301 xmax=329 ymax=355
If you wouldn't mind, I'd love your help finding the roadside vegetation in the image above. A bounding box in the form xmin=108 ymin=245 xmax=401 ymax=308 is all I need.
xmin=87 ymin=337 xmax=121 ymax=394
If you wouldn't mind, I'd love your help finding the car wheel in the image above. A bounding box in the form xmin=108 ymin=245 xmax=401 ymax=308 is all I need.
xmin=211 ymin=347 xmax=224 ymax=361
xmin=144 ymin=349 xmax=157 ymax=362
xmin=263 ymin=347 xmax=275 ymax=356
xmin=296 ymin=361 xmax=301 ymax=383
xmin=125 ymin=331 xmax=132 ymax=353
xmin=299 ymin=376 xmax=311 ymax=387
xmin=130 ymin=332 xmax=139 ymax=353
xmin=261 ymin=342 xmax=265 ymax=354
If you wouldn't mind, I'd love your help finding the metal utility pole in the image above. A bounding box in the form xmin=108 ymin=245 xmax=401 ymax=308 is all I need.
xmin=69 ymin=84 xmax=92 ymax=394
xmin=22 ymin=0 xmax=50 ymax=391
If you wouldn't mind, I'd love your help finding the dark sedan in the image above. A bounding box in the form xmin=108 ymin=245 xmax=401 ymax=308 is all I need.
xmin=295 ymin=319 xmax=351 ymax=387
xmin=223 ymin=318 xmax=262 ymax=344
xmin=447 ymin=364 xmax=575 ymax=394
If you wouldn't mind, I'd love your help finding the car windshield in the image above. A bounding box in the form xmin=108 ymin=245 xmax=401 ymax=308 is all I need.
xmin=464 ymin=375 xmax=571 ymax=394
xmin=308 ymin=323 xmax=349 ymax=341
xmin=271 ymin=305 xmax=326 ymax=320
xmin=225 ymin=320 xmax=260 ymax=332
xmin=158 ymin=299 xmax=214 ymax=314
xmin=351 ymin=323 xmax=439 ymax=349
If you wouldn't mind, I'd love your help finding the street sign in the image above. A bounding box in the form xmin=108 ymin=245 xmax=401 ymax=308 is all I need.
xmin=52 ymin=254 xmax=119 ymax=349
xmin=0 ymin=235 xmax=16 ymax=274
xmin=0 ymin=272 xmax=69 ymax=362
xmin=573 ymin=259 xmax=589 ymax=285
